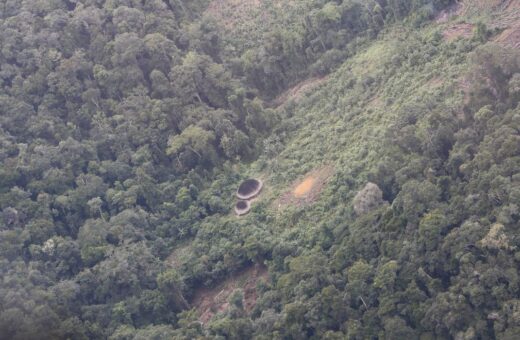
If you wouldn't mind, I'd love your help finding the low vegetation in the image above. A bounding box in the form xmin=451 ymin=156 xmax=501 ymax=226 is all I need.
xmin=1 ymin=0 xmax=520 ymax=339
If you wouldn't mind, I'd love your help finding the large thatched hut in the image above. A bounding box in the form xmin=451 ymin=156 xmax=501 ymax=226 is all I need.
xmin=236 ymin=179 xmax=263 ymax=200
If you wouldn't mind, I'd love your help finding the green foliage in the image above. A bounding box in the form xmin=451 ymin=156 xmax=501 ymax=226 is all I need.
xmin=373 ymin=260 xmax=399 ymax=291
xmin=2 ymin=0 xmax=518 ymax=338
xmin=157 ymin=269 xmax=189 ymax=312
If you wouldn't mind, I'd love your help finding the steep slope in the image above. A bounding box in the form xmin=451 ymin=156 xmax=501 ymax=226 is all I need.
xmin=174 ymin=3 xmax=520 ymax=338
xmin=2 ymin=0 xmax=520 ymax=339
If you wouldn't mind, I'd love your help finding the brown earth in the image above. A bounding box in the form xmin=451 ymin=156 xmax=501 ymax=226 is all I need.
xmin=293 ymin=177 xmax=316 ymax=197
xmin=492 ymin=0 xmax=520 ymax=48
xmin=457 ymin=0 xmax=509 ymax=16
xmin=495 ymin=25 xmax=520 ymax=49
xmin=443 ymin=23 xmax=475 ymax=42
xmin=438 ymin=0 xmax=520 ymax=47
xmin=191 ymin=264 xmax=268 ymax=324
xmin=277 ymin=165 xmax=335 ymax=208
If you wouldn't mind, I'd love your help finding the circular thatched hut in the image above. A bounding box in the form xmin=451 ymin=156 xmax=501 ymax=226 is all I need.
xmin=236 ymin=179 xmax=263 ymax=200
xmin=235 ymin=200 xmax=251 ymax=216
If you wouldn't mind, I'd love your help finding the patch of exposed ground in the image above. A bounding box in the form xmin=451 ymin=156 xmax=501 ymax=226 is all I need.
xmin=438 ymin=0 xmax=520 ymax=47
xmin=453 ymin=0 xmax=520 ymax=47
xmin=191 ymin=264 xmax=268 ymax=324
xmin=492 ymin=0 xmax=520 ymax=48
xmin=457 ymin=0 xmax=508 ymax=17
xmin=293 ymin=177 xmax=316 ymax=197
xmin=443 ymin=23 xmax=475 ymax=42
xmin=277 ymin=165 xmax=334 ymax=208
xmin=495 ymin=25 xmax=520 ymax=49
xmin=451 ymin=1 xmax=520 ymax=117
xmin=271 ymin=76 xmax=328 ymax=108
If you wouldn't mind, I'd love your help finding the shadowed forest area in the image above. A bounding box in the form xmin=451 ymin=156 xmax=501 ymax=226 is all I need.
xmin=1 ymin=0 xmax=520 ymax=339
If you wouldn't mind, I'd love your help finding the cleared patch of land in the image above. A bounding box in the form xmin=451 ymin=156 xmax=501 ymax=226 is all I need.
xmin=437 ymin=0 xmax=520 ymax=47
xmin=293 ymin=177 xmax=316 ymax=197
xmin=457 ymin=0 xmax=506 ymax=16
xmin=278 ymin=165 xmax=334 ymax=208
xmin=443 ymin=23 xmax=474 ymax=42
xmin=191 ymin=264 xmax=268 ymax=324
xmin=495 ymin=25 xmax=520 ymax=49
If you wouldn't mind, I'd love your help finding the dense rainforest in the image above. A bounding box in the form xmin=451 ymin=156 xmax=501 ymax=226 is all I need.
xmin=1 ymin=0 xmax=520 ymax=338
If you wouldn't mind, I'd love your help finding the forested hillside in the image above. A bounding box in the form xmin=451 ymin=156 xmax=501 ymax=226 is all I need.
xmin=1 ymin=0 xmax=520 ymax=339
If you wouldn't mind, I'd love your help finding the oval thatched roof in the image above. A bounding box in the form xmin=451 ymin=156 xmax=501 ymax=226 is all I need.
xmin=235 ymin=200 xmax=251 ymax=216
xmin=236 ymin=179 xmax=263 ymax=200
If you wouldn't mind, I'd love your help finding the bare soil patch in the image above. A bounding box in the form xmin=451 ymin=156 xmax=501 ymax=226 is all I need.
xmin=191 ymin=264 xmax=268 ymax=324
xmin=458 ymin=0 xmax=505 ymax=16
xmin=495 ymin=25 xmax=520 ymax=49
xmin=278 ymin=165 xmax=335 ymax=208
xmin=493 ymin=0 xmax=520 ymax=48
xmin=293 ymin=177 xmax=316 ymax=197
xmin=271 ymin=76 xmax=328 ymax=108
xmin=443 ymin=23 xmax=475 ymax=42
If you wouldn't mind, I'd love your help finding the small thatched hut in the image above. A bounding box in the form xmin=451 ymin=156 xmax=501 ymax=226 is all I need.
xmin=235 ymin=200 xmax=251 ymax=216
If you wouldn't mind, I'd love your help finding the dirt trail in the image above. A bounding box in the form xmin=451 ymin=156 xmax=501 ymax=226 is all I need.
xmin=191 ymin=264 xmax=268 ymax=324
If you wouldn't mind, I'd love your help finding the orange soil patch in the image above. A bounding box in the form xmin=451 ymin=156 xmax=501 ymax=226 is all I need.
xmin=443 ymin=23 xmax=475 ymax=42
xmin=271 ymin=76 xmax=328 ymax=108
xmin=294 ymin=177 xmax=316 ymax=197
xmin=191 ymin=264 xmax=268 ymax=324
xmin=278 ymin=165 xmax=335 ymax=208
